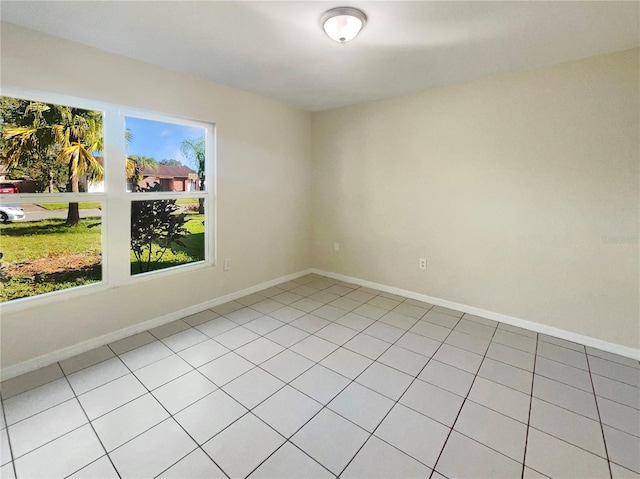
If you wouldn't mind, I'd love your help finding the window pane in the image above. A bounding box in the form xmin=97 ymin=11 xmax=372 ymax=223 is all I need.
xmin=130 ymin=198 xmax=205 ymax=275
xmin=0 ymin=202 xmax=102 ymax=302
xmin=125 ymin=117 xmax=205 ymax=193
xmin=0 ymin=96 xmax=104 ymax=193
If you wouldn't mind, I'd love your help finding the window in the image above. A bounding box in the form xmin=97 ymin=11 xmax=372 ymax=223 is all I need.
xmin=0 ymin=91 xmax=215 ymax=305
xmin=125 ymin=116 xmax=208 ymax=276
xmin=0 ymin=203 xmax=103 ymax=302
xmin=0 ymin=96 xmax=105 ymax=302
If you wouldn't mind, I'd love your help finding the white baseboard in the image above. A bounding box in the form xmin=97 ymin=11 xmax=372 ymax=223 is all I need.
xmin=3 ymin=266 xmax=638 ymax=380
xmin=313 ymin=269 xmax=640 ymax=361
xmin=1 ymin=269 xmax=314 ymax=381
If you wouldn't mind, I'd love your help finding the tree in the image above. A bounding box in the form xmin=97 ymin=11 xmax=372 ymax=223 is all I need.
xmin=0 ymin=98 xmax=66 ymax=192
xmin=158 ymin=158 xmax=182 ymax=166
xmin=60 ymin=109 xmax=103 ymax=224
xmin=130 ymin=183 xmax=190 ymax=273
xmin=1 ymin=98 xmax=103 ymax=224
xmin=180 ymin=136 xmax=205 ymax=213
xmin=4 ymin=152 xmax=68 ymax=193
xmin=127 ymin=154 xmax=158 ymax=190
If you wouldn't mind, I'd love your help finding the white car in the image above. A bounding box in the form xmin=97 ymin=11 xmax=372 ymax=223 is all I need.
xmin=0 ymin=204 xmax=25 ymax=223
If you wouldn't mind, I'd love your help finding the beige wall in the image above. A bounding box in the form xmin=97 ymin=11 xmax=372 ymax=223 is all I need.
xmin=1 ymin=22 xmax=638 ymax=370
xmin=311 ymin=49 xmax=639 ymax=349
xmin=0 ymin=23 xmax=313 ymax=368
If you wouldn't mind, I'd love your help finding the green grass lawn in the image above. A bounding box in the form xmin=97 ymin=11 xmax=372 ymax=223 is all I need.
xmin=130 ymin=212 xmax=205 ymax=274
xmin=37 ymin=202 xmax=101 ymax=211
xmin=0 ymin=217 xmax=102 ymax=302
xmin=1 ymin=214 xmax=203 ymax=266
xmin=0 ymin=211 xmax=205 ymax=301
xmin=0 ymin=217 xmax=102 ymax=263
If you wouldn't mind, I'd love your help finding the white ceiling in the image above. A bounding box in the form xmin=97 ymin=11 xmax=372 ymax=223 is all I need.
xmin=2 ymin=1 xmax=638 ymax=111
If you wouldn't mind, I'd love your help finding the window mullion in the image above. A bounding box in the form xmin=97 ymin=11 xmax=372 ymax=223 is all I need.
xmin=103 ymin=109 xmax=129 ymax=287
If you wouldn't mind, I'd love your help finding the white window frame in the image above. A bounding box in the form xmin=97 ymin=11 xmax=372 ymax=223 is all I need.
xmin=0 ymin=87 xmax=217 ymax=312
xmin=123 ymin=108 xmax=215 ymax=280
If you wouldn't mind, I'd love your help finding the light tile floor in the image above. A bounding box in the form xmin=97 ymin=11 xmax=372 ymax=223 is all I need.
xmin=1 ymin=273 xmax=639 ymax=478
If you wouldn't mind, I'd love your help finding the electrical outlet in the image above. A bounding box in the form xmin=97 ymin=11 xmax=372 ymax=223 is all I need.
xmin=419 ymin=258 xmax=427 ymax=270
xmin=333 ymin=242 xmax=340 ymax=252
xmin=223 ymin=258 xmax=232 ymax=271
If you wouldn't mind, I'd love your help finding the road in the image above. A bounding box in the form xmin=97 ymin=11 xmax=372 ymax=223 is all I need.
xmin=18 ymin=204 xmax=102 ymax=222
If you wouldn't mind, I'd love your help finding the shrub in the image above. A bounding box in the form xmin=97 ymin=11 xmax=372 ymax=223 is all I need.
xmin=130 ymin=184 xmax=190 ymax=274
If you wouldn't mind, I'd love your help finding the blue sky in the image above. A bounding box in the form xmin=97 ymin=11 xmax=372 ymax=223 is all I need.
xmin=125 ymin=116 xmax=204 ymax=166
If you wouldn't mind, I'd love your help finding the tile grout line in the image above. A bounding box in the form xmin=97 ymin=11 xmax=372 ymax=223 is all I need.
xmin=0 ymin=298 xmax=275 ymax=474
xmin=0 ymin=277 xmax=438 ymax=396
xmin=427 ymin=318 xmax=500 ymax=479
xmin=200 ymin=280 xmax=384 ymax=367
xmin=99 ymin=277 xmax=376 ymax=478
xmin=520 ymin=332 xmax=539 ymax=479
xmin=587 ymin=366 xmax=640 ymax=390
xmin=1 ymin=328 xmax=608 ymax=474
xmin=103 ymin=343 xmax=233 ymax=479
xmin=3 ymin=374 xmax=103 ymax=470
xmin=292 ymin=326 xmax=420 ymax=477
xmin=150 ymin=293 xmax=376 ymax=424
xmin=526 ymin=422 xmax=626 ymax=462
xmin=0 ymin=394 xmax=18 ymax=479
xmin=244 ymin=307 xmax=423 ymax=478
xmin=585 ymin=350 xmax=640 ymax=371
xmin=253 ymin=323 xmax=401 ymax=477
xmin=587 ymin=370 xmax=640 ymax=396
xmin=533 ymin=354 xmax=598 ymax=386
xmin=3 ymin=275 xmax=637 ymax=478
xmin=0 ymin=278 xmax=477 ymax=470
xmin=0 ymin=341 xmax=607 ymax=448
xmin=59 ymin=373 xmax=121 ymax=478
xmin=112 ymin=344 xmax=238 ymax=478
xmin=527 ymin=384 xmax=628 ymax=424
xmin=521 ymin=345 xmax=625 ymax=476
xmin=240 ymin=426 xmax=333 ymax=478
xmin=6 ymin=383 xmax=263 ymax=479
xmin=8 ymin=292 xmax=479 ymax=478
xmin=8 ymin=421 xmax=89 ymax=471
xmin=203 ymin=331 xmax=390 ymax=477
xmin=585 ymin=351 xmax=614 ymax=479
xmin=334 ymin=309 xmax=463 ymax=478
xmin=231 ymin=298 xmax=635 ymax=402
xmin=312 ymin=312 xmax=434 ymax=477
xmin=0 ymin=375 xmax=61 ymax=402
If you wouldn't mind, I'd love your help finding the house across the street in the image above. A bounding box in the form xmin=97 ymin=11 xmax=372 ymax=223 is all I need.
xmin=137 ymin=164 xmax=199 ymax=192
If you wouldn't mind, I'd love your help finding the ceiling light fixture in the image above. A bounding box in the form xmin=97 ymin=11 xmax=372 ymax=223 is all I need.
xmin=321 ymin=7 xmax=367 ymax=43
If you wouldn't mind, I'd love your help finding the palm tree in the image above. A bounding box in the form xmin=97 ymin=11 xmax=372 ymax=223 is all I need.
xmin=2 ymin=100 xmax=104 ymax=225
xmin=127 ymin=154 xmax=159 ymax=191
xmin=1 ymin=99 xmax=63 ymax=192
xmin=58 ymin=108 xmax=103 ymax=224
xmin=180 ymin=136 xmax=205 ymax=213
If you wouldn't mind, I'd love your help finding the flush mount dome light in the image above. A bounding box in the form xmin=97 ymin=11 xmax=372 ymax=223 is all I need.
xmin=321 ymin=7 xmax=367 ymax=43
